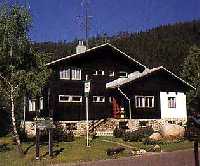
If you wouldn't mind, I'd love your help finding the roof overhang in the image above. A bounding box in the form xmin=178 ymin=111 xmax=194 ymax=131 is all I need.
xmin=45 ymin=43 xmax=146 ymax=69
xmin=106 ymin=66 xmax=196 ymax=90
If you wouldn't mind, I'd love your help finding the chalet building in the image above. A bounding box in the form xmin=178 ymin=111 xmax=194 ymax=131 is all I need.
xmin=24 ymin=42 xmax=195 ymax=136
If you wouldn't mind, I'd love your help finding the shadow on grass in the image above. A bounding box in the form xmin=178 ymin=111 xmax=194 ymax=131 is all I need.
xmin=24 ymin=143 xmax=35 ymax=155
xmin=41 ymin=147 xmax=65 ymax=158
xmin=0 ymin=143 xmax=11 ymax=152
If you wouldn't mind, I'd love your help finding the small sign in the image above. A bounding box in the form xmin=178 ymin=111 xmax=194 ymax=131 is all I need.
xmin=35 ymin=118 xmax=54 ymax=129
xmin=84 ymin=80 xmax=91 ymax=96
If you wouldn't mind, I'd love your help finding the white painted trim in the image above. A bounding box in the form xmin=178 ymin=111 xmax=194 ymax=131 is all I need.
xmin=46 ymin=43 xmax=146 ymax=69
xmin=59 ymin=95 xmax=82 ymax=103
xmin=92 ymin=96 xmax=105 ymax=102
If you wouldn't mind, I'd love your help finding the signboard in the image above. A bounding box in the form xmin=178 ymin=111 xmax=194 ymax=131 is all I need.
xmin=35 ymin=118 xmax=54 ymax=130
xmin=84 ymin=80 xmax=91 ymax=96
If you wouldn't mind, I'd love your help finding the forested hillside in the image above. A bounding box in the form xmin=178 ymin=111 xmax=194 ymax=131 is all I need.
xmin=33 ymin=20 xmax=200 ymax=75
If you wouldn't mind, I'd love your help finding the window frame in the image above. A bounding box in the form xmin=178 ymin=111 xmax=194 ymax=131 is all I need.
xmin=92 ymin=96 xmax=105 ymax=103
xmin=29 ymin=99 xmax=36 ymax=112
xmin=135 ymin=96 xmax=154 ymax=108
xmin=168 ymin=97 xmax=176 ymax=108
xmin=109 ymin=71 xmax=115 ymax=77
xmin=71 ymin=68 xmax=81 ymax=80
xmin=60 ymin=68 xmax=71 ymax=80
xmin=59 ymin=95 xmax=82 ymax=103
xmin=119 ymin=71 xmax=128 ymax=78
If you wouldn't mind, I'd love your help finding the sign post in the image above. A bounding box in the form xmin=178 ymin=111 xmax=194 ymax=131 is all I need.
xmin=84 ymin=75 xmax=90 ymax=147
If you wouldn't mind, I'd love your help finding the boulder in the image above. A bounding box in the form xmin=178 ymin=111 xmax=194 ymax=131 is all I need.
xmin=149 ymin=132 xmax=162 ymax=141
xmin=160 ymin=123 xmax=185 ymax=140
xmin=153 ymin=145 xmax=161 ymax=152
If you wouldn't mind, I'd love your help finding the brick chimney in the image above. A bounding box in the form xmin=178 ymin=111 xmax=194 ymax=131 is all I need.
xmin=76 ymin=41 xmax=87 ymax=54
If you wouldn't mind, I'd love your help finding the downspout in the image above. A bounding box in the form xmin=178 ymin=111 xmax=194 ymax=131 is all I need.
xmin=117 ymin=87 xmax=132 ymax=120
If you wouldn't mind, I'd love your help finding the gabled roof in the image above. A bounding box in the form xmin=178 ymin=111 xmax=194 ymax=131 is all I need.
xmin=106 ymin=66 xmax=195 ymax=90
xmin=46 ymin=43 xmax=146 ymax=69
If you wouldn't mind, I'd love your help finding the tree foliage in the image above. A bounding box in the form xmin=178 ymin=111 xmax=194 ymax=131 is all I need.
xmin=0 ymin=3 xmax=50 ymax=154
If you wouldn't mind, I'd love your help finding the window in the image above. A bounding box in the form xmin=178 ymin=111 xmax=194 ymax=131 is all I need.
xmin=119 ymin=71 xmax=128 ymax=78
xmin=135 ymin=96 xmax=154 ymax=108
xmin=71 ymin=96 xmax=82 ymax=102
xmin=60 ymin=69 xmax=70 ymax=80
xmin=109 ymin=97 xmax=113 ymax=103
xmin=29 ymin=99 xmax=36 ymax=111
xmin=93 ymin=70 xmax=104 ymax=75
xmin=40 ymin=97 xmax=43 ymax=110
xmin=93 ymin=96 xmax=105 ymax=102
xmin=59 ymin=95 xmax=82 ymax=103
xmin=59 ymin=95 xmax=70 ymax=102
xmin=168 ymin=97 xmax=176 ymax=108
xmin=109 ymin=71 xmax=115 ymax=77
xmin=71 ymin=68 xmax=81 ymax=80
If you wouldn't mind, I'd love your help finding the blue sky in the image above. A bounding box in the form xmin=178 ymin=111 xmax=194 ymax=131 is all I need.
xmin=6 ymin=0 xmax=200 ymax=42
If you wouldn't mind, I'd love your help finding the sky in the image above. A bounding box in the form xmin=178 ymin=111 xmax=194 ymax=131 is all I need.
xmin=4 ymin=0 xmax=200 ymax=42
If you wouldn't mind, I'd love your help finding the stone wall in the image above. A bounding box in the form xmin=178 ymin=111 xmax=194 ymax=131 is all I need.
xmin=22 ymin=118 xmax=187 ymax=137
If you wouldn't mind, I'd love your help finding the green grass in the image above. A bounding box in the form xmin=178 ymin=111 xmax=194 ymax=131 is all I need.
xmin=0 ymin=136 xmax=194 ymax=166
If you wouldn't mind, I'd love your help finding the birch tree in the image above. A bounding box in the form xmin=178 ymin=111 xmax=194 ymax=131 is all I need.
xmin=0 ymin=4 xmax=50 ymax=154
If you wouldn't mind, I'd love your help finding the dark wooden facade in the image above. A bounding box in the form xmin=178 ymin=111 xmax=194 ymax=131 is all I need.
xmin=25 ymin=44 xmax=145 ymax=121
xmin=111 ymin=69 xmax=192 ymax=119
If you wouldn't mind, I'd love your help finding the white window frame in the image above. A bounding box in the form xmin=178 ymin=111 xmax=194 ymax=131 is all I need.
xmin=29 ymin=99 xmax=36 ymax=112
xmin=109 ymin=71 xmax=115 ymax=77
xmin=59 ymin=95 xmax=82 ymax=103
xmin=119 ymin=71 xmax=128 ymax=78
xmin=40 ymin=97 xmax=43 ymax=110
xmin=71 ymin=68 xmax=81 ymax=80
xmin=168 ymin=97 xmax=176 ymax=108
xmin=60 ymin=69 xmax=70 ymax=80
xmin=93 ymin=70 xmax=104 ymax=76
xmin=135 ymin=96 xmax=154 ymax=108
xmin=93 ymin=96 xmax=105 ymax=102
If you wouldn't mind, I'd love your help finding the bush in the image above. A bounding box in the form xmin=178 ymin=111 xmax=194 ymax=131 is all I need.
xmin=53 ymin=128 xmax=74 ymax=142
xmin=106 ymin=146 xmax=125 ymax=156
xmin=122 ymin=126 xmax=154 ymax=142
xmin=113 ymin=127 xmax=125 ymax=138
xmin=143 ymin=138 xmax=164 ymax=145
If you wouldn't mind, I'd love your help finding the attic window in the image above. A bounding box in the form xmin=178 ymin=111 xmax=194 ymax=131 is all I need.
xmin=71 ymin=68 xmax=81 ymax=80
xmin=93 ymin=96 xmax=105 ymax=102
xmin=60 ymin=69 xmax=70 ymax=80
xmin=119 ymin=71 xmax=128 ymax=78
xmin=109 ymin=71 xmax=115 ymax=77
xmin=93 ymin=70 xmax=104 ymax=76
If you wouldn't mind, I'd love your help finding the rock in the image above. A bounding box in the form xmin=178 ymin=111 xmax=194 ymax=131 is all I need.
xmin=149 ymin=132 xmax=162 ymax=141
xmin=153 ymin=145 xmax=161 ymax=152
xmin=136 ymin=149 xmax=146 ymax=155
xmin=160 ymin=123 xmax=185 ymax=140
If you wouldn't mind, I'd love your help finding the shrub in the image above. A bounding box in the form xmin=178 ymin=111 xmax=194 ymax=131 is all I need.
xmin=106 ymin=146 xmax=125 ymax=156
xmin=113 ymin=127 xmax=125 ymax=138
xmin=122 ymin=126 xmax=154 ymax=142
xmin=53 ymin=128 xmax=74 ymax=142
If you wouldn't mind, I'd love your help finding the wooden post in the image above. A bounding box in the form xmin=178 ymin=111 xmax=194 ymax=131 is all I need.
xmin=48 ymin=128 xmax=53 ymax=157
xmin=194 ymin=141 xmax=199 ymax=166
xmin=35 ymin=128 xmax=40 ymax=160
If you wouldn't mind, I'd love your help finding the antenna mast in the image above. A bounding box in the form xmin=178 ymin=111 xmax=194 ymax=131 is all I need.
xmin=81 ymin=0 xmax=92 ymax=49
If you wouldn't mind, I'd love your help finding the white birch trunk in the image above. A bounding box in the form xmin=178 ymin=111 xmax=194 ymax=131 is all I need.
xmin=10 ymin=86 xmax=23 ymax=154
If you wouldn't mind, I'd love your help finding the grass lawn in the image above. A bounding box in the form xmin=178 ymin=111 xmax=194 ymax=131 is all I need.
xmin=0 ymin=136 xmax=194 ymax=166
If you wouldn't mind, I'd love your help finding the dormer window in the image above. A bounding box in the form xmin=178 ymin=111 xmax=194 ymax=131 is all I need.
xmin=119 ymin=71 xmax=128 ymax=78
xmin=60 ymin=69 xmax=70 ymax=80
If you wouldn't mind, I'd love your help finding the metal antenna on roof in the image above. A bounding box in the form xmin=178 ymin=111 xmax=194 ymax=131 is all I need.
xmin=79 ymin=0 xmax=92 ymax=49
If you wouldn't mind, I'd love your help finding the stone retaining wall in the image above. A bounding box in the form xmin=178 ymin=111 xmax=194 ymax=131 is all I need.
xmin=22 ymin=118 xmax=187 ymax=137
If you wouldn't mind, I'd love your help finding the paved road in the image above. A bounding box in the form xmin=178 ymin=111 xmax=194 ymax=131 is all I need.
xmin=57 ymin=149 xmax=198 ymax=166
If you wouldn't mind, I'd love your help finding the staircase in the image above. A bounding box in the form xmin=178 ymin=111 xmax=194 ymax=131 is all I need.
xmin=89 ymin=118 xmax=118 ymax=136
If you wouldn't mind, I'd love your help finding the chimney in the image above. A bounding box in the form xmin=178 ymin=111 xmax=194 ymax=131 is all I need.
xmin=76 ymin=41 xmax=87 ymax=54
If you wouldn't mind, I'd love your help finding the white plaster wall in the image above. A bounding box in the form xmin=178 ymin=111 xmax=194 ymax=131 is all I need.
xmin=160 ymin=92 xmax=187 ymax=119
